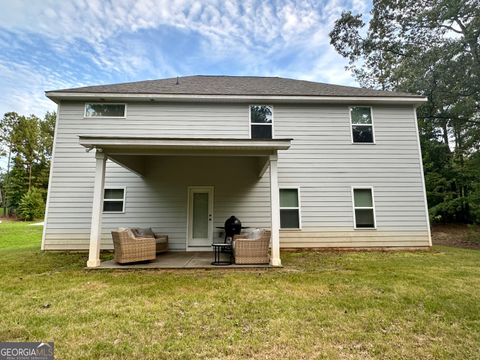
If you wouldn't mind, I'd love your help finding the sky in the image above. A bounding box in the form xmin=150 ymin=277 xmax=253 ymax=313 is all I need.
xmin=0 ymin=0 xmax=370 ymax=118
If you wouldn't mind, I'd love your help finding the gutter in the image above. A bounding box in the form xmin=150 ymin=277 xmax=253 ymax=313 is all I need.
xmin=45 ymin=92 xmax=428 ymax=105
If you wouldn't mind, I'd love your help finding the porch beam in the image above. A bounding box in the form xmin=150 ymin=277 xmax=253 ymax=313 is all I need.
xmin=269 ymin=154 xmax=281 ymax=266
xmin=108 ymin=154 xmax=146 ymax=177
xmin=87 ymin=150 xmax=106 ymax=268
xmin=257 ymin=156 xmax=270 ymax=178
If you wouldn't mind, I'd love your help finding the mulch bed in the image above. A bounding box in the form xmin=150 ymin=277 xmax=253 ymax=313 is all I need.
xmin=432 ymin=224 xmax=480 ymax=249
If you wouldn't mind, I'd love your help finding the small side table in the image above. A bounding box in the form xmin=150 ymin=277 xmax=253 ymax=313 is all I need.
xmin=211 ymin=243 xmax=233 ymax=266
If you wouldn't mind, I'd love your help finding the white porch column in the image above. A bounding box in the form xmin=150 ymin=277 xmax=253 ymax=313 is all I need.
xmin=269 ymin=154 xmax=281 ymax=266
xmin=87 ymin=150 xmax=107 ymax=268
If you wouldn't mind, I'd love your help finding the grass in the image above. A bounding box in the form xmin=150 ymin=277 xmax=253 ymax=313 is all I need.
xmin=0 ymin=221 xmax=479 ymax=359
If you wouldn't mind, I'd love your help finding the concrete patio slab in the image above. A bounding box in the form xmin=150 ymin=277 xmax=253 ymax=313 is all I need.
xmin=95 ymin=251 xmax=274 ymax=269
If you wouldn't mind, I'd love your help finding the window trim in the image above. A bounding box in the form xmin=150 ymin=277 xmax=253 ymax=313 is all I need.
xmin=248 ymin=105 xmax=274 ymax=139
xmin=103 ymin=186 xmax=126 ymax=214
xmin=279 ymin=186 xmax=302 ymax=230
xmin=349 ymin=106 xmax=376 ymax=144
xmin=84 ymin=103 xmax=127 ymax=118
xmin=351 ymin=186 xmax=376 ymax=230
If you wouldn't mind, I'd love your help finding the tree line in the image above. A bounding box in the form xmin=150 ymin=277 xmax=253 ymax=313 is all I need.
xmin=0 ymin=112 xmax=55 ymax=220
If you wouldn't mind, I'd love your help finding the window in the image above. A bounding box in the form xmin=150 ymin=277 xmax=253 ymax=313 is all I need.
xmin=350 ymin=106 xmax=374 ymax=143
xmin=250 ymin=105 xmax=273 ymax=139
xmin=280 ymin=188 xmax=301 ymax=229
xmin=352 ymin=187 xmax=376 ymax=229
xmin=85 ymin=103 xmax=126 ymax=117
xmin=103 ymin=188 xmax=125 ymax=212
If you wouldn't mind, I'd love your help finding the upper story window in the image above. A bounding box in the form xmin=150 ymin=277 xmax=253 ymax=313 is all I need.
xmin=103 ymin=188 xmax=126 ymax=213
xmin=250 ymin=105 xmax=273 ymax=139
xmin=350 ymin=106 xmax=374 ymax=144
xmin=85 ymin=103 xmax=126 ymax=118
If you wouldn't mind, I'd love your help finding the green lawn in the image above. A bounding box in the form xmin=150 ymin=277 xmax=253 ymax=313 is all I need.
xmin=0 ymin=221 xmax=479 ymax=359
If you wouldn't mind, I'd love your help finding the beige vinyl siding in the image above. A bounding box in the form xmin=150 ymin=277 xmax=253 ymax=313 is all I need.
xmin=43 ymin=102 xmax=267 ymax=250
xmin=43 ymin=101 xmax=430 ymax=250
xmin=44 ymin=157 xmax=270 ymax=250
xmin=275 ymin=104 xmax=429 ymax=247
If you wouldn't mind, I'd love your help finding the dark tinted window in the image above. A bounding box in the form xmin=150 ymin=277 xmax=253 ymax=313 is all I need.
xmin=103 ymin=201 xmax=124 ymax=212
xmin=251 ymin=125 xmax=272 ymax=139
xmin=352 ymin=126 xmax=374 ymax=143
xmin=103 ymin=188 xmax=125 ymax=212
xmin=280 ymin=209 xmax=300 ymax=228
xmin=355 ymin=209 xmax=375 ymax=228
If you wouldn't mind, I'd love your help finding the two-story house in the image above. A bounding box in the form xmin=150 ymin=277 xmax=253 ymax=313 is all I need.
xmin=43 ymin=76 xmax=431 ymax=267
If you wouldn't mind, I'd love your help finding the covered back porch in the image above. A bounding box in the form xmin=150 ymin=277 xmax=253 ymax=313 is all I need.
xmin=79 ymin=136 xmax=291 ymax=268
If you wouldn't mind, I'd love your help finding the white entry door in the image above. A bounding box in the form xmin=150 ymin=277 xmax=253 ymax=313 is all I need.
xmin=187 ymin=186 xmax=214 ymax=249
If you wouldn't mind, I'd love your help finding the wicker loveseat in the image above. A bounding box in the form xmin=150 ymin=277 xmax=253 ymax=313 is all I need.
xmin=111 ymin=229 xmax=156 ymax=264
xmin=233 ymin=229 xmax=271 ymax=264
xmin=130 ymin=227 xmax=169 ymax=254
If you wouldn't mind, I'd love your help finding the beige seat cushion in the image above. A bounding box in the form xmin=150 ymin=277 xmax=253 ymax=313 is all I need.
xmin=131 ymin=227 xmax=155 ymax=238
xmin=155 ymin=235 xmax=168 ymax=244
xmin=155 ymin=235 xmax=168 ymax=253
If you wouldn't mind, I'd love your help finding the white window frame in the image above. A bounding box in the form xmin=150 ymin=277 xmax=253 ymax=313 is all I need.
xmin=103 ymin=187 xmax=126 ymax=214
xmin=279 ymin=187 xmax=302 ymax=230
xmin=351 ymin=186 xmax=376 ymax=230
xmin=349 ymin=106 xmax=376 ymax=144
xmin=84 ymin=103 xmax=127 ymax=118
xmin=249 ymin=105 xmax=274 ymax=139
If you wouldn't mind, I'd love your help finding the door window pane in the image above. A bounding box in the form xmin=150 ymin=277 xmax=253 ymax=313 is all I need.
xmin=192 ymin=193 xmax=208 ymax=238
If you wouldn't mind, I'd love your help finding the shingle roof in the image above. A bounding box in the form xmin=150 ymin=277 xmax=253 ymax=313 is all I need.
xmin=47 ymin=75 xmax=422 ymax=98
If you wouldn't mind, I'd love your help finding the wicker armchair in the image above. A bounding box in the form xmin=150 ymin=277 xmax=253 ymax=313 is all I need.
xmin=111 ymin=229 xmax=156 ymax=264
xmin=233 ymin=229 xmax=271 ymax=264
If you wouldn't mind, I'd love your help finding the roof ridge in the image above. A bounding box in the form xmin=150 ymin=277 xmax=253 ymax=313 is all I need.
xmin=46 ymin=75 xmax=423 ymax=98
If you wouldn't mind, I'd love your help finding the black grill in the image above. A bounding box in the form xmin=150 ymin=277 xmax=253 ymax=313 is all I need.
xmin=224 ymin=215 xmax=242 ymax=242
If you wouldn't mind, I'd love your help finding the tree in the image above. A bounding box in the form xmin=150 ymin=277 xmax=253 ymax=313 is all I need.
xmin=0 ymin=112 xmax=21 ymax=215
xmin=18 ymin=187 xmax=45 ymax=221
xmin=0 ymin=111 xmax=56 ymax=217
xmin=330 ymin=0 xmax=480 ymax=224
xmin=11 ymin=115 xmax=41 ymax=191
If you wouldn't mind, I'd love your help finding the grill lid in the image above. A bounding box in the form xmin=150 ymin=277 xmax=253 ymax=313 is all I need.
xmin=224 ymin=216 xmax=242 ymax=237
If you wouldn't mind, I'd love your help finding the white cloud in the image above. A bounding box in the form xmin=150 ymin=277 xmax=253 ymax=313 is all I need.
xmin=0 ymin=0 xmax=365 ymax=117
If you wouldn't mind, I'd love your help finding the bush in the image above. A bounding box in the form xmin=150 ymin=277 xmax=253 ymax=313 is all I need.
xmin=18 ymin=187 xmax=45 ymax=221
